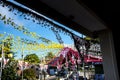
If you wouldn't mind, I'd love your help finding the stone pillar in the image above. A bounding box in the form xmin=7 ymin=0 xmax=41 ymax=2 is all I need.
xmin=99 ymin=30 xmax=119 ymax=80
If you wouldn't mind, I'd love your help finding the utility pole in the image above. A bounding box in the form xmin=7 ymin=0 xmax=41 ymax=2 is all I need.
xmin=21 ymin=43 xmax=24 ymax=80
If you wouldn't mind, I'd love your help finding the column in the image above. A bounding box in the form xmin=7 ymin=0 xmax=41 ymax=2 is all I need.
xmin=99 ymin=30 xmax=119 ymax=80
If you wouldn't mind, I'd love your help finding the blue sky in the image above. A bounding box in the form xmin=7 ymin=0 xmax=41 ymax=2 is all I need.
xmin=0 ymin=1 xmax=84 ymax=59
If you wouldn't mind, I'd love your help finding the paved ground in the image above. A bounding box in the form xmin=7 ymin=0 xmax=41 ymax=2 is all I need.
xmin=46 ymin=76 xmax=57 ymax=80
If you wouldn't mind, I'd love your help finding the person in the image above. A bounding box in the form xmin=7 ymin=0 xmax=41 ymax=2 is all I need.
xmin=42 ymin=67 xmax=47 ymax=80
xmin=16 ymin=67 xmax=22 ymax=80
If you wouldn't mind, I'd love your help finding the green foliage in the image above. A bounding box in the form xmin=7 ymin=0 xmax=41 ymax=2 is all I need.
xmin=2 ymin=66 xmax=16 ymax=80
xmin=46 ymin=52 xmax=54 ymax=60
xmin=24 ymin=54 xmax=40 ymax=64
xmin=0 ymin=34 xmax=15 ymax=59
xmin=23 ymin=68 xmax=36 ymax=80
xmin=1 ymin=60 xmax=18 ymax=80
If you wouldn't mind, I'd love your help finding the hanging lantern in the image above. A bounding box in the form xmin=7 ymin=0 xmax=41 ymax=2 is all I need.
xmin=8 ymin=53 xmax=13 ymax=58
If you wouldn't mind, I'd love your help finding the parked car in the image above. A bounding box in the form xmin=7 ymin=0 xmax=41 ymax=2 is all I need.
xmin=47 ymin=65 xmax=58 ymax=76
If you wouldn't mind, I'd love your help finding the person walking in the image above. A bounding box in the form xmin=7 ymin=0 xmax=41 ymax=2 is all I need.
xmin=16 ymin=67 xmax=22 ymax=80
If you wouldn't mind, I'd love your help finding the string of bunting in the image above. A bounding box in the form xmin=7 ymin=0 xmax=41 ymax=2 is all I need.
xmin=0 ymin=1 xmax=94 ymax=45
xmin=0 ymin=13 xmax=51 ymax=43
xmin=0 ymin=1 xmax=95 ymax=62
xmin=0 ymin=1 xmax=73 ymax=39
xmin=0 ymin=33 xmax=63 ymax=54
